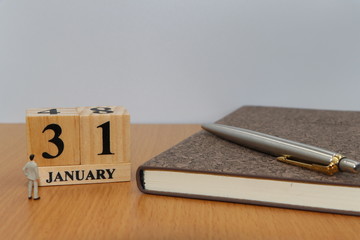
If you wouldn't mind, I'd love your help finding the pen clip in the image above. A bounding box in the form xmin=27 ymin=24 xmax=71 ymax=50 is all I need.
xmin=276 ymin=154 xmax=343 ymax=175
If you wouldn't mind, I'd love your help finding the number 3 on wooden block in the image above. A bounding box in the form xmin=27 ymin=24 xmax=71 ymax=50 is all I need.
xmin=41 ymin=123 xmax=64 ymax=159
xmin=26 ymin=108 xmax=81 ymax=167
xmin=78 ymin=106 xmax=130 ymax=165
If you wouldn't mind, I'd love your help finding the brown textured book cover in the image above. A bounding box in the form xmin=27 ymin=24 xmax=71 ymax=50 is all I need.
xmin=136 ymin=106 xmax=360 ymax=214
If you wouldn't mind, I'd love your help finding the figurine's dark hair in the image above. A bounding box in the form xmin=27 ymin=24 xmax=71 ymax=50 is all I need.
xmin=29 ymin=154 xmax=35 ymax=161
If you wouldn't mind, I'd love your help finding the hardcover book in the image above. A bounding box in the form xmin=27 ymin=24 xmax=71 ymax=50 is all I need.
xmin=136 ymin=106 xmax=360 ymax=215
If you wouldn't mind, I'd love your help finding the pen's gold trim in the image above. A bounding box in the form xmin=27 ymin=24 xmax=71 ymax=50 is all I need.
xmin=276 ymin=154 xmax=344 ymax=175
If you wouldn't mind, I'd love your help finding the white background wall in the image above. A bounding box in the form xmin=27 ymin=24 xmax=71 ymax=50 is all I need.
xmin=1 ymin=0 xmax=360 ymax=123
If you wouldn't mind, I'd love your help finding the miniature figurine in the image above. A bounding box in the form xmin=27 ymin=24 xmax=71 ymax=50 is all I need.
xmin=22 ymin=154 xmax=40 ymax=200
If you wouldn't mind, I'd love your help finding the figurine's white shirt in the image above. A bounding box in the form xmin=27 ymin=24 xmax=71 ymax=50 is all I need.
xmin=23 ymin=161 xmax=39 ymax=181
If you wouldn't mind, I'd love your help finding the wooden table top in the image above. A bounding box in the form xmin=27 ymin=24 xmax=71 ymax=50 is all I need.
xmin=0 ymin=124 xmax=359 ymax=240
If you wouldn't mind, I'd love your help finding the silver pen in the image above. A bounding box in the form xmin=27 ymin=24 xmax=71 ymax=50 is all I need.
xmin=202 ymin=123 xmax=360 ymax=175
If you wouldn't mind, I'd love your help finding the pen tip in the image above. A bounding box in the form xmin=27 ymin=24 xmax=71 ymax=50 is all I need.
xmin=201 ymin=123 xmax=216 ymax=131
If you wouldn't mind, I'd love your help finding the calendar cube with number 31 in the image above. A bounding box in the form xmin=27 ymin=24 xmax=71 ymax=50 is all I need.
xmin=26 ymin=106 xmax=131 ymax=186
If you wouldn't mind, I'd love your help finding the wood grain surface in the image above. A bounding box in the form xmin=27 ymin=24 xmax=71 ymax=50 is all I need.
xmin=0 ymin=124 xmax=359 ymax=240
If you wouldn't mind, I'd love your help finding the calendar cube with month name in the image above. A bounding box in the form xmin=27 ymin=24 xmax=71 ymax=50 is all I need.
xmin=26 ymin=106 xmax=131 ymax=186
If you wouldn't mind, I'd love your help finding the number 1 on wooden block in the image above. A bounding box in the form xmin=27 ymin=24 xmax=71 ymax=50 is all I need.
xmin=78 ymin=106 xmax=130 ymax=165
xmin=97 ymin=121 xmax=114 ymax=155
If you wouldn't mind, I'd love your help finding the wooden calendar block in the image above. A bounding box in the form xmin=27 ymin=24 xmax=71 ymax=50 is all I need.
xmin=26 ymin=108 xmax=80 ymax=167
xmin=38 ymin=162 xmax=131 ymax=186
xmin=77 ymin=106 xmax=130 ymax=165
xmin=25 ymin=105 xmax=131 ymax=186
